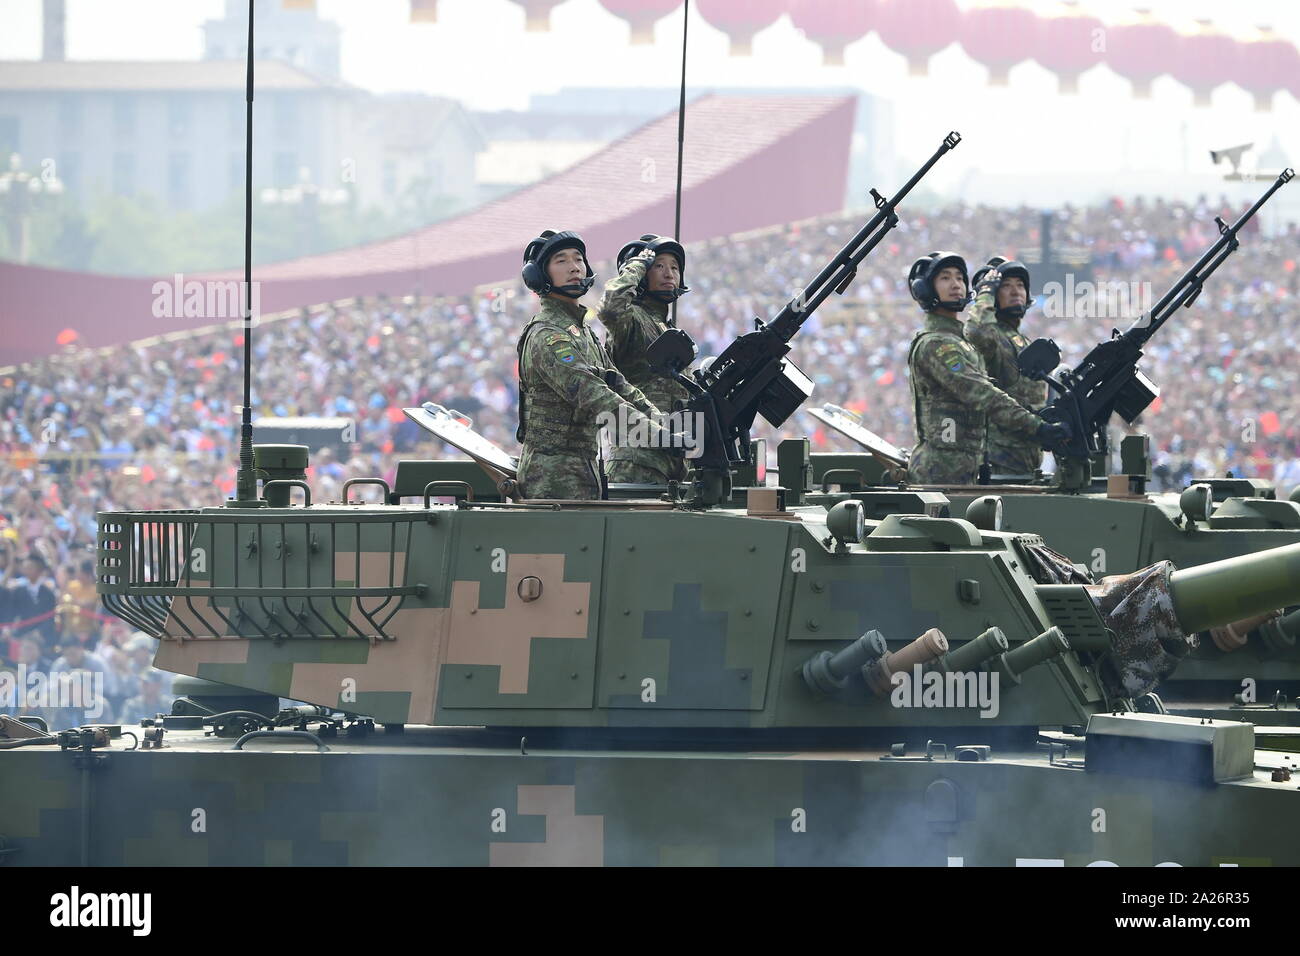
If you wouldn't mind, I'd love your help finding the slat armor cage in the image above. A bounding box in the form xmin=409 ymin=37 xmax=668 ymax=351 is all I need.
xmin=97 ymin=510 xmax=425 ymax=641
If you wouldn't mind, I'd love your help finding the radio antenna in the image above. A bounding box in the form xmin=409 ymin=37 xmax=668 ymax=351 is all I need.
xmin=232 ymin=0 xmax=260 ymax=506
xmin=671 ymin=0 xmax=689 ymax=328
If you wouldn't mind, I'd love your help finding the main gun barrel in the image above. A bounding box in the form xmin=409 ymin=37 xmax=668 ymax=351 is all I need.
xmin=1169 ymin=541 xmax=1300 ymax=634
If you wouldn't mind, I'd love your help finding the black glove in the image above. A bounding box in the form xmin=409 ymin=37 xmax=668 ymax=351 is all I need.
xmin=624 ymin=247 xmax=656 ymax=273
xmin=1036 ymin=420 xmax=1072 ymax=448
xmin=975 ymin=268 xmax=1002 ymax=298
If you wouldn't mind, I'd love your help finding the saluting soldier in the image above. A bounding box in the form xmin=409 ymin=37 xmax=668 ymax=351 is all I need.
xmin=964 ymin=257 xmax=1049 ymax=476
xmin=905 ymin=251 xmax=1068 ymax=485
xmin=599 ymin=234 xmax=692 ymax=485
xmin=515 ymin=229 xmax=664 ymax=499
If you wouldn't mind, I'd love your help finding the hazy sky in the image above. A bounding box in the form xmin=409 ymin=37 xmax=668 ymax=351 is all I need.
xmin=2 ymin=0 xmax=1297 ymax=200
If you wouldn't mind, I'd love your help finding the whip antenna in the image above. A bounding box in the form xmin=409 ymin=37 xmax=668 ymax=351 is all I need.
xmin=233 ymin=0 xmax=260 ymax=505
xmin=671 ymin=0 xmax=689 ymax=327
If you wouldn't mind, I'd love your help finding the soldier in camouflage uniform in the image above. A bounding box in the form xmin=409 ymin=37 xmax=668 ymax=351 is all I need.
xmin=964 ymin=257 xmax=1048 ymax=476
xmin=599 ymin=234 xmax=692 ymax=485
xmin=904 ymin=251 xmax=1069 ymax=485
xmin=516 ymin=230 xmax=665 ymax=500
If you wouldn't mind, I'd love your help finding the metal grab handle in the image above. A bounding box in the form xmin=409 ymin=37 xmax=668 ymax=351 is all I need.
xmin=820 ymin=469 xmax=867 ymax=492
xmin=424 ymin=481 xmax=474 ymax=507
xmin=343 ymin=477 xmax=392 ymax=504
xmin=456 ymin=500 xmax=560 ymax=511
xmin=262 ymin=479 xmax=312 ymax=507
xmin=232 ymin=730 xmax=329 ymax=752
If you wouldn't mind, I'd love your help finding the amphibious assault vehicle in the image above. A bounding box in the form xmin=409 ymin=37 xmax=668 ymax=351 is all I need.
xmin=4 ymin=146 xmax=1300 ymax=867
xmin=799 ymin=168 xmax=1300 ymax=710
xmin=800 ymin=406 xmax=1300 ymax=712
xmin=3 ymin=445 xmax=1300 ymax=865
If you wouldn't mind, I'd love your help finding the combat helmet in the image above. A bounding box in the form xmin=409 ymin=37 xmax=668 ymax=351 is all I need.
xmin=972 ymin=255 xmax=1032 ymax=322
xmin=908 ymin=250 xmax=971 ymax=312
xmin=521 ymin=229 xmax=595 ymax=298
xmin=616 ymin=234 xmax=691 ymax=303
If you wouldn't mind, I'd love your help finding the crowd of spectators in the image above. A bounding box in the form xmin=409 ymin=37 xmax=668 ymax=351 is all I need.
xmin=3 ymin=193 xmax=1298 ymax=729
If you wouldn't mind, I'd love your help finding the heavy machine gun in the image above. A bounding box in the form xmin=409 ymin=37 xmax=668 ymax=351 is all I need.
xmin=1019 ymin=168 xmax=1294 ymax=492
xmin=647 ymin=132 xmax=963 ymax=505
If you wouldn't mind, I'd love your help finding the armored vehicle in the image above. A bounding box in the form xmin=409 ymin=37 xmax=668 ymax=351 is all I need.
xmin=796 ymin=409 xmax=1300 ymax=712
xmin=5 ymin=144 xmax=1300 ymax=868
xmin=799 ymin=170 xmax=1300 ymax=711
xmin=3 ymin=462 xmax=1300 ymax=866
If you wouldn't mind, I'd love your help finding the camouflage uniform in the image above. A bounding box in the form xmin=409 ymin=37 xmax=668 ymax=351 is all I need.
xmin=516 ymin=296 xmax=661 ymax=499
xmin=598 ymin=249 xmax=690 ymax=484
xmin=906 ymin=312 xmax=1042 ymax=485
xmin=964 ymin=291 xmax=1048 ymax=474
xmin=1020 ymin=541 xmax=1190 ymax=701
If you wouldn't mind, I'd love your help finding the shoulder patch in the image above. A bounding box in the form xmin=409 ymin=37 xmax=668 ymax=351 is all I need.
xmin=933 ymin=340 xmax=978 ymax=374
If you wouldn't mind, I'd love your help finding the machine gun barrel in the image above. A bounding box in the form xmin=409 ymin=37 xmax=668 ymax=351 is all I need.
xmin=1125 ymin=168 xmax=1293 ymax=346
xmin=1025 ymin=170 xmax=1293 ymax=490
xmin=766 ymin=131 xmax=963 ymax=343
xmin=702 ymin=132 xmax=962 ymax=396
xmin=680 ymin=134 xmax=962 ymax=504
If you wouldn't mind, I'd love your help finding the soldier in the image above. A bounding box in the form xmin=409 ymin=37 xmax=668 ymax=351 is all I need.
xmin=515 ymin=229 xmax=665 ymax=499
xmin=599 ymin=234 xmax=692 ymax=485
xmin=905 ymin=251 xmax=1068 ymax=485
xmin=965 ymin=257 xmax=1048 ymax=476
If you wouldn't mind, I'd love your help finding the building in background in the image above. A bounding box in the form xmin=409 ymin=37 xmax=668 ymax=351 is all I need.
xmin=0 ymin=59 xmax=359 ymax=210
xmin=0 ymin=0 xmax=484 ymax=218
xmin=202 ymin=0 xmax=342 ymax=81
xmin=357 ymin=94 xmax=483 ymax=219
